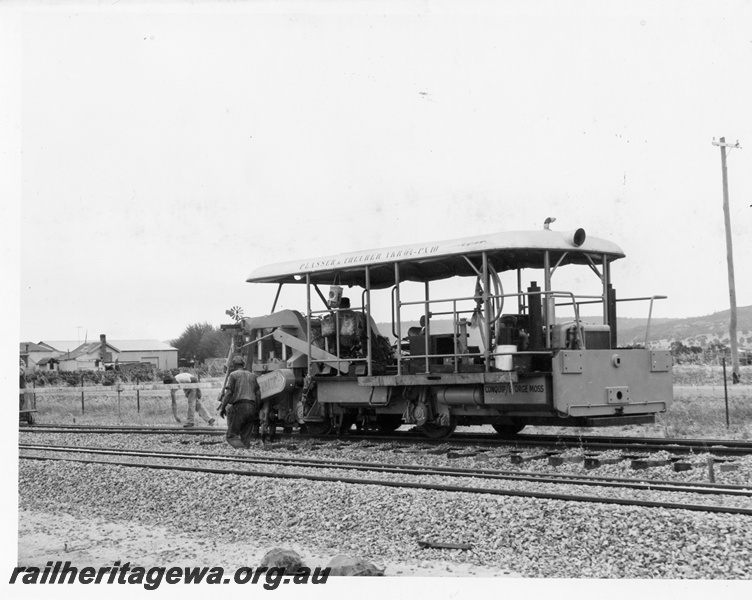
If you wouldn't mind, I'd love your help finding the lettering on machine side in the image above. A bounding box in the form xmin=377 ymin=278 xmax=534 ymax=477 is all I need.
xmin=483 ymin=381 xmax=547 ymax=404
xmin=257 ymin=370 xmax=291 ymax=399
xmin=297 ymin=245 xmax=442 ymax=272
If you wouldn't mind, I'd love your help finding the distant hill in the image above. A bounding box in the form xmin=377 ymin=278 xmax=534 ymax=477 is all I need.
xmin=378 ymin=305 xmax=752 ymax=349
xmin=616 ymin=305 xmax=752 ymax=349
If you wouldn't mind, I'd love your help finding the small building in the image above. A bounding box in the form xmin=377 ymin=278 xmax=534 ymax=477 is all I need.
xmin=35 ymin=356 xmax=60 ymax=372
xmin=34 ymin=335 xmax=178 ymax=371
xmin=108 ymin=339 xmax=178 ymax=370
xmin=56 ymin=339 xmax=121 ymax=371
xmin=19 ymin=342 xmax=58 ymax=372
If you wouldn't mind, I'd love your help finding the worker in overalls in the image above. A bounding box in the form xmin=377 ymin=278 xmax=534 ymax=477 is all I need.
xmin=218 ymin=355 xmax=261 ymax=449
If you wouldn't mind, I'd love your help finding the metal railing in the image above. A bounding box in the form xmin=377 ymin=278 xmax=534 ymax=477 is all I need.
xmin=301 ymin=288 xmax=667 ymax=376
xmin=570 ymin=294 xmax=667 ymax=347
xmin=394 ymin=289 xmax=597 ymax=374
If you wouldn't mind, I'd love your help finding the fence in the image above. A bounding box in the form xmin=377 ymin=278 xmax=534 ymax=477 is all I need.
xmin=20 ymin=381 xmax=226 ymax=424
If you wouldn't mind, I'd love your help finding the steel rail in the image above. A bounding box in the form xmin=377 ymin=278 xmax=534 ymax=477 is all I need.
xmin=22 ymin=423 xmax=218 ymax=430
xmin=487 ymin=432 xmax=752 ymax=452
xmin=23 ymin=422 xmax=752 ymax=449
xmin=354 ymin=432 xmax=752 ymax=456
xmin=398 ymin=431 xmax=752 ymax=455
xmin=19 ymin=424 xmax=752 ymax=456
xmin=19 ymin=452 xmax=752 ymax=516
xmin=20 ymin=425 xmax=223 ymax=435
xmin=20 ymin=443 xmax=752 ymax=498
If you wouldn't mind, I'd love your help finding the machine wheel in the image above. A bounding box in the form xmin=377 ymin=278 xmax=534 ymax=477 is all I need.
xmin=492 ymin=420 xmax=525 ymax=435
xmin=420 ymin=421 xmax=457 ymax=439
xmin=297 ymin=396 xmax=330 ymax=436
xmin=375 ymin=414 xmax=403 ymax=433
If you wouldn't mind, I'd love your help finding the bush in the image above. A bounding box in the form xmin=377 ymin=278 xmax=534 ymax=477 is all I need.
xmin=26 ymin=367 xmax=165 ymax=387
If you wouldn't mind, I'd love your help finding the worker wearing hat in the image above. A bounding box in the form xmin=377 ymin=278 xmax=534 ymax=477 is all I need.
xmin=167 ymin=368 xmax=215 ymax=428
xmin=218 ymin=355 xmax=260 ymax=449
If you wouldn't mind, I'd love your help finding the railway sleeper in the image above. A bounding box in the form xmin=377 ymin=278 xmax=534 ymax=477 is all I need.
xmin=447 ymin=450 xmax=478 ymax=459
xmin=583 ymin=454 xmax=629 ymax=469
xmin=719 ymin=463 xmax=741 ymax=472
xmin=631 ymin=456 xmax=685 ymax=470
xmin=548 ymin=454 xmax=586 ymax=467
xmin=673 ymin=461 xmax=694 ymax=472
xmin=673 ymin=458 xmax=740 ymax=473
xmin=509 ymin=450 xmax=550 ymax=465
xmin=426 ymin=447 xmax=455 ymax=455
xmin=707 ymin=457 xmax=741 ymax=476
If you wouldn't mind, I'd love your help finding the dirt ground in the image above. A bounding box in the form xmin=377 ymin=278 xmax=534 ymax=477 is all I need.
xmin=17 ymin=509 xmax=518 ymax=578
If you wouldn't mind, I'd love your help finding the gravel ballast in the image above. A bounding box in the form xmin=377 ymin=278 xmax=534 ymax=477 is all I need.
xmin=17 ymin=433 xmax=752 ymax=578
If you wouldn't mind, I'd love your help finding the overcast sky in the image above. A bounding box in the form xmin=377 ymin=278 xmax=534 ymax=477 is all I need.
xmin=1 ymin=2 xmax=751 ymax=594
xmin=4 ymin=0 xmax=752 ymax=346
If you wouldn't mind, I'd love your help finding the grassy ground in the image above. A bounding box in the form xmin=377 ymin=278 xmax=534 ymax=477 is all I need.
xmin=540 ymin=387 xmax=752 ymax=441
xmin=660 ymin=364 xmax=752 ymax=440
xmin=654 ymin=384 xmax=752 ymax=440
xmin=25 ymin=388 xmax=226 ymax=427
xmin=673 ymin=364 xmax=751 ymax=386
xmin=22 ymin=366 xmax=752 ymax=439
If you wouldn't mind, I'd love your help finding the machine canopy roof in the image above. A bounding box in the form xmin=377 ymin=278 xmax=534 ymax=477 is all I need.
xmin=246 ymin=228 xmax=625 ymax=289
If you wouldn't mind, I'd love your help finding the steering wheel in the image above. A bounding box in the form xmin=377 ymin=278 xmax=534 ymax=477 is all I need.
xmin=471 ymin=266 xmax=504 ymax=347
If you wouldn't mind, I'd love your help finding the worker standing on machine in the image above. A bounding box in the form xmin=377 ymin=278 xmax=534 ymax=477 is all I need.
xmin=218 ymin=355 xmax=261 ymax=449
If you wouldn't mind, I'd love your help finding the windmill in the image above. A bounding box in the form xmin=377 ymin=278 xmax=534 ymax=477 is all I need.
xmin=225 ymin=306 xmax=244 ymax=322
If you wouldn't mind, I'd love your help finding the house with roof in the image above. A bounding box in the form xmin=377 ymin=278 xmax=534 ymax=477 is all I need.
xmin=19 ymin=342 xmax=59 ymax=372
xmin=34 ymin=356 xmax=60 ymax=372
xmin=38 ymin=340 xmax=86 ymax=355
xmin=33 ymin=335 xmax=178 ymax=372
xmin=56 ymin=340 xmax=117 ymax=371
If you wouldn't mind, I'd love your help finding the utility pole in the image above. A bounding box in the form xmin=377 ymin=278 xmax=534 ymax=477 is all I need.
xmin=712 ymin=137 xmax=742 ymax=384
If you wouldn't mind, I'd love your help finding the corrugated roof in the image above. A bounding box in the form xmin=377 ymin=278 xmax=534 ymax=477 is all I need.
xmin=109 ymin=340 xmax=176 ymax=352
xmin=20 ymin=342 xmax=54 ymax=353
xmin=39 ymin=340 xmax=87 ymax=352
xmin=37 ymin=356 xmax=59 ymax=365
xmin=56 ymin=351 xmax=88 ymax=361
xmin=57 ymin=342 xmax=122 ymax=361
xmin=78 ymin=341 xmax=120 ymax=354
xmin=39 ymin=339 xmax=176 ymax=352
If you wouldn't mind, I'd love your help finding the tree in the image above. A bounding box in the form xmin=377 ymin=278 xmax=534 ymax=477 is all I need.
xmin=171 ymin=322 xmax=231 ymax=365
xmin=197 ymin=328 xmax=232 ymax=361
xmin=669 ymin=340 xmax=690 ymax=356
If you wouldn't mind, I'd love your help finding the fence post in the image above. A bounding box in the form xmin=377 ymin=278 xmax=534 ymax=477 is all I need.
xmin=722 ymin=357 xmax=730 ymax=428
xmin=136 ymin=376 xmax=140 ymax=413
xmin=80 ymin=372 xmax=85 ymax=415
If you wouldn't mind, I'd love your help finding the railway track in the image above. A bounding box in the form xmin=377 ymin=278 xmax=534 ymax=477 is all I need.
xmin=19 ymin=423 xmax=752 ymax=456
xmin=19 ymin=443 xmax=752 ymax=516
xmin=20 ymin=424 xmax=225 ymax=436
